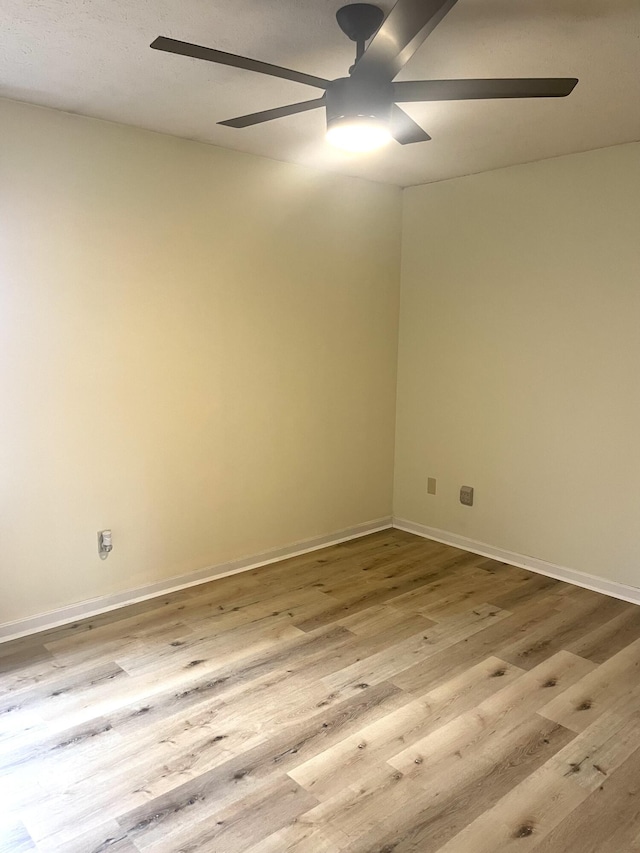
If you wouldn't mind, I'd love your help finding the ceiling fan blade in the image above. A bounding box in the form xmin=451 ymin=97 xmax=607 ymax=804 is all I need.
xmin=151 ymin=37 xmax=330 ymax=90
xmin=391 ymin=105 xmax=431 ymax=144
xmin=218 ymin=98 xmax=326 ymax=129
xmin=393 ymin=78 xmax=579 ymax=102
xmin=351 ymin=0 xmax=460 ymax=82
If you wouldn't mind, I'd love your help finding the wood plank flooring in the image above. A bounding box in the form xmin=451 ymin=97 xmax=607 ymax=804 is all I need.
xmin=2 ymin=529 xmax=640 ymax=852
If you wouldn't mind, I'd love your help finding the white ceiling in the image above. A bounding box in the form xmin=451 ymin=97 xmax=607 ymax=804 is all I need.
xmin=2 ymin=0 xmax=639 ymax=186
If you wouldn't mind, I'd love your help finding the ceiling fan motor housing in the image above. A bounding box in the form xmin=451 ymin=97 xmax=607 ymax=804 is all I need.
xmin=325 ymin=76 xmax=393 ymax=131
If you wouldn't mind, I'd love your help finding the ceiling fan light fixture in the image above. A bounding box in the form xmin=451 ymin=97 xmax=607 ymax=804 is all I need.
xmin=325 ymin=76 xmax=393 ymax=152
xmin=326 ymin=115 xmax=392 ymax=152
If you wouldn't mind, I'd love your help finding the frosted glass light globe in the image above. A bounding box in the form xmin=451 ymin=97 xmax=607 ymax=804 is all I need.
xmin=326 ymin=117 xmax=392 ymax=152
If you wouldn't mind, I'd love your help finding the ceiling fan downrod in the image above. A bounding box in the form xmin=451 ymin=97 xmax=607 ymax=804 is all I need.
xmin=335 ymin=4 xmax=385 ymax=67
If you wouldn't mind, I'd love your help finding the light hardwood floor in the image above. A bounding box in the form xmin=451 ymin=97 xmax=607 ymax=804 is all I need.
xmin=3 ymin=529 xmax=640 ymax=852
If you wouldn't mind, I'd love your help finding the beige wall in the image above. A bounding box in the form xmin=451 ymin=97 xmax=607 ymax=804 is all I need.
xmin=395 ymin=142 xmax=640 ymax=587
xmin=5 ymin=94 xmax=638 ymax=627
xmin=0 ymin=98 xmax=401 ymax=625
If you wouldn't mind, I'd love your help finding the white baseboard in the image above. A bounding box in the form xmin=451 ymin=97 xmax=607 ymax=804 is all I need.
xmin=0 ymin=517 xmax=392 ymax=643
xmin=393 ymin=517 xmax=640 ymax=607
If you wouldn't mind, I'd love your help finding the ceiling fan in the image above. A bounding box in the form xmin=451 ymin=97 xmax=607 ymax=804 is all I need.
xmin=151 ymin=0 xmax=578 ymax=153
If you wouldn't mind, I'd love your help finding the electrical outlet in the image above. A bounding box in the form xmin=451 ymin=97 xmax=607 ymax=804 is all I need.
xmin=460 ymin=486 xmax=474 ymax=506
xmin=427 ymin=477 xmax=437 ymax=495
xmin=98 ymin=529 xmax=113 ymax=560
